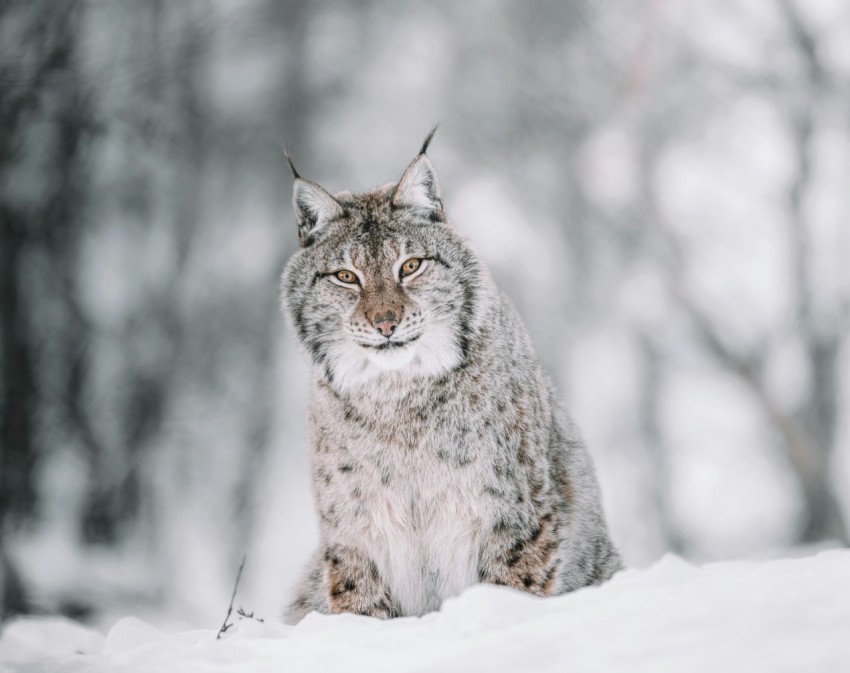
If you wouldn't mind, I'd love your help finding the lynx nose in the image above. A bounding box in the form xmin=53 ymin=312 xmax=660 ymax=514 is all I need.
xmin=374 ymin=311 xmax=398 ymax=338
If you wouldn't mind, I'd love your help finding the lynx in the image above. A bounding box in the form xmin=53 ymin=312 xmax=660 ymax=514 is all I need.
xmin=281 ymin=128 xmax=621 ymax=623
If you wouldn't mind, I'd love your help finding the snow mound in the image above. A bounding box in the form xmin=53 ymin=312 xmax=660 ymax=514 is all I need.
xmin=2 ymin=551 xmax=849 ymax=672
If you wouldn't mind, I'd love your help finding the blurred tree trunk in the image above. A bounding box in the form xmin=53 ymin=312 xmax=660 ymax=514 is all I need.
xmin=798 ymin=339 xmax=844 ymax=543
xmin=638 ymin=333 xmax=686 ymax=555
xmin=632 ymin=120 xmax=688 ymax=556
xmin=80 ymin=0 xmax=175 ymax=545
xmin=231 ymin=0 xmax=314 ymax=555
xmin=775 ymin=0 xmax=846 ymax=545
xmin=0 ymin=0 xmax=94 ymax=616
xmin=0 ymin=219 xmax=37 ymax=525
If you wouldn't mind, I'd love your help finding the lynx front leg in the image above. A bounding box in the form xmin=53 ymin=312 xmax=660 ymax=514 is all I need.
xmin=323 ymin=545 xmax=397 ymax=618
xmin=479 ymin=509 xmax=561 ymax=597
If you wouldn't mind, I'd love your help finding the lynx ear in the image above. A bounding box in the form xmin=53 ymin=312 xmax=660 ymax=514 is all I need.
xmin=391 ymin=126 xmax=442 ymax=215
xmin=291 ymin=179 xmax=344 ymax=247
xmin=285 ymin=146 xmax=344 ymax=246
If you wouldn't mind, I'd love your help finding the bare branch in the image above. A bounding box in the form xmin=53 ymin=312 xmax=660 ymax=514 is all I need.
xmin=674 ymin=287 xmax=820 ymax=483
xmin=777 ymin=0 xmax=825 ymax=85
xmin=216 ymin=555 xmax=247 ymax=640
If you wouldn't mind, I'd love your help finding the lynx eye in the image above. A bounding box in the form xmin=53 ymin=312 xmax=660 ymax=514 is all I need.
xmin=400 ymin=258 xmax=421 ymax=278
xmin=335 ymin=269 xmax=358 ymax=284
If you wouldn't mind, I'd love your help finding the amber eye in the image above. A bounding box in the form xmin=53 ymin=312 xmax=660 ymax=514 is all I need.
xmin=335 ymin=269 xmax=358 ymax=284
xmin=400 ymin=258 xmax=421 ymax=278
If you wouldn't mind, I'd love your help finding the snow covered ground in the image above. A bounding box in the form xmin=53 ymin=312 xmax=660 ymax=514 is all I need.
xmin=2 ymin=550 xmax=849 ymax=673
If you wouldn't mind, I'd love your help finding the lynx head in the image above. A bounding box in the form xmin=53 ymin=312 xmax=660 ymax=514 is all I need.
xmin=281 ymin=128 xmax=483 ymax=391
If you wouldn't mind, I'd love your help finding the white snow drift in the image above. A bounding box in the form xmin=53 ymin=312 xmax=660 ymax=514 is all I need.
xmin=2 ymin=550 xmax=849 ymax=672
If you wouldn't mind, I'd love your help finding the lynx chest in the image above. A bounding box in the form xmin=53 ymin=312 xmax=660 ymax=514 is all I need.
xmin=310 ymin=394 xmax=494 ymax=616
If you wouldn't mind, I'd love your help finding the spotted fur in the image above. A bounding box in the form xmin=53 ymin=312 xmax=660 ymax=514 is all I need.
xmin=281 ymin=132 xmax=622 ymax=623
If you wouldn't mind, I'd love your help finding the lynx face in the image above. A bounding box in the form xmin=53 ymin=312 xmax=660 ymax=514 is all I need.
xmin=282 ymin=133 xmax=482 ymax=390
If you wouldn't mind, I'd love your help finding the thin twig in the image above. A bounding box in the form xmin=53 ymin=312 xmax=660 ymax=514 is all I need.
xmin=216 ymin=554 xmax=247 ymax=640
xmin=236 ymin=607 xmax=265 ymax=623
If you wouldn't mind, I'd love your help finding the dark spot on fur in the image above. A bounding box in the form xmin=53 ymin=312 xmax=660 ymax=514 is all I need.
xmin=324 ymin=551 xmax=340 ymax=567
xmin=542 ymin=561 xmax=560 ymax=593
xmin=523 ymin=576 xmax=533 ymax=588
xmin=454 ymin=277 xmax=477 ymax=366
xmin=340 ymin=401 xmax=370 ymax=429
xmin=454 ymin=453 xmax=475 ymax=467
xmin=518 ymin=438 xmax=532 ymax=465
xmin=339 ymin=463 xmax=355 ymax=473
xmin=493 ymin=460 xmax=506 ymax=478
xmin=428 ymin=208 xmax=444 ymax=223
xmin=343 ymin=579 xmax=356 ymax=592
xmin=506 ymin=539 xmax=526 ymax=567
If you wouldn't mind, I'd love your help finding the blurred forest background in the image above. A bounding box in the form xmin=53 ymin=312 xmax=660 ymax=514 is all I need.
xmin=2 ymin=0 xmax=849 ymax=629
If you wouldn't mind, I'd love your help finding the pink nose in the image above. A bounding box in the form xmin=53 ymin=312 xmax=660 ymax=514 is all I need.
xmin=374 ymin=312 xmax=398 ymax=337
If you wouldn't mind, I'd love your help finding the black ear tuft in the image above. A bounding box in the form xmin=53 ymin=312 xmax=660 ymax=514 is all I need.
xmin=419 ymin=124 xmax=439 ymax=156
xmin=284 ymin=145 xmax=301 ymax=179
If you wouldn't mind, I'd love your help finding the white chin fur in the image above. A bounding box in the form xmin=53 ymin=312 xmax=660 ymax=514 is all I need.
xmin=327 ymin=322 xmax=460 ymax=391
xmin=365 ymin=344 xmax=418 ymax=370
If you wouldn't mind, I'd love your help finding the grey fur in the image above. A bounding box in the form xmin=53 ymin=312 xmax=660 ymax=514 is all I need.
xmin=280 ymin=134 xmax=622 ymax=623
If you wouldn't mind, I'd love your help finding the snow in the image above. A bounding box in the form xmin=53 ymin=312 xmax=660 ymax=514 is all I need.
xmin=2 ymin=551 xmax=849 ymax=673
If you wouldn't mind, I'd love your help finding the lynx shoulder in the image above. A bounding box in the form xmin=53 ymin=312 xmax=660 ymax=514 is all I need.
xmin=280 ymin=129 xmax=621 ymax=623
